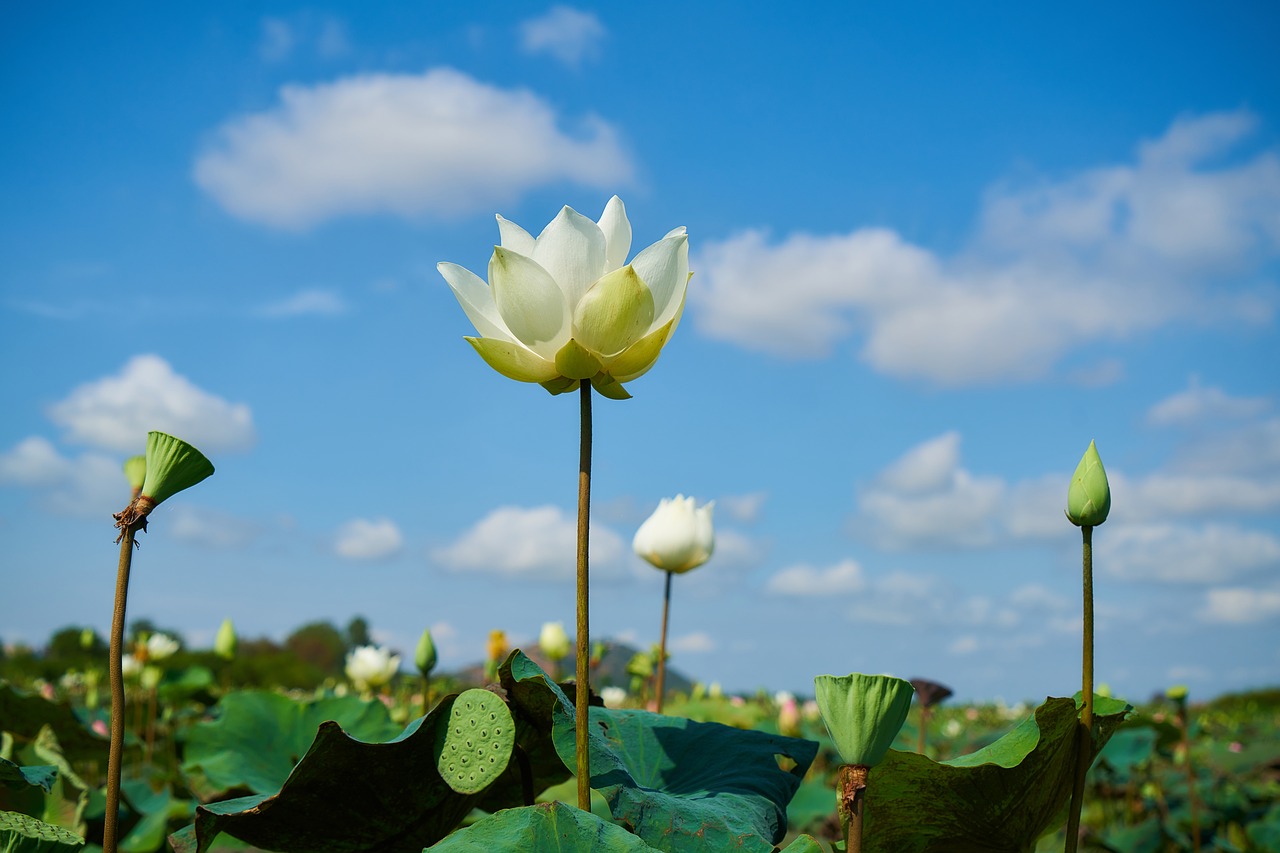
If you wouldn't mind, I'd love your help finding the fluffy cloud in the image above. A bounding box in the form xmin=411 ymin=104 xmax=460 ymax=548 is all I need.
xmin=432 ymin=505 xmax=624 ymax=580
xmin=195 ymin=69 xmax=631 ymax=229
xmin=766 ymin=559 xmax=865 ymax=596
xmin=1147 ymin=377 xmax=1270 ymax=426
xmin=47 ymin=355 xmax=255 ymax=454
xmin=720 ymin=491 xmax=767 ymax=523
xmin=518 ymin=6 xmax=606 ymax=67
xmin=1200 ymin=587 xmax=1280 ymax=624
xmin=669 ymin=631 xmax=716 ymax=654
xmin=169 ymin=505 xmax=262 ymax=549
xmin=255 ymin=288 xmax=347 ymax=318
xmin=692 ymin=111 xmax=1278 ymax=385
xmin=1106 ymin=524 xmax=1280 ymax=583
xmin=335 ymin=518 xmax=404 ymax=561
xmin=0 ymin=436 xmax=123 ymax=517
xmin=259 ymin=14 xmax=349 ymax=63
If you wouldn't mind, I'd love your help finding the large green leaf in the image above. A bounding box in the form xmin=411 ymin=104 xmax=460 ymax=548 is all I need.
xmin=172 ymin=673 xmax=574 ymax=853
xmin=504 ymin=653 xmax=819 ymax=852
xmin=0 ymin=810 xmax=84 ymax=853
xmin=0 ymin=686 xmax=108 ymax=765
xmin=0 ymin=760 xmax=56 ymax=795
xmin=863 ymin=695 xmax=1132 ymax=853
xmin=180 ymin=690 xmax=403 ymax=795
xmin=426 ymin=802 xmax=657 ymax=852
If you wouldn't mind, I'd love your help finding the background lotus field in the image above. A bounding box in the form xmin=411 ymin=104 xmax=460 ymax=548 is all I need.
xmin=1 ymin=621 xmax=1279 ymax=852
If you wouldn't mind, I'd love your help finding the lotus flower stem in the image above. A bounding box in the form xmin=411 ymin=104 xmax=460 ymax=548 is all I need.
xmin=574 ymin=381 xmax=593 ymax=811
xmin=420 ymin=674 xmax=431 ymax=719
xmin=654 ymin=570 xmax=673 ymax=713
xmin=104 ymin=522 xmax=139 ymax=853
xmin=1064 ymin=525 xmax=1094 ymax=853
xmin=838 ymin=764 xmax=868 ymax=853
xmin=917 ymin=705 xmax=931 ymax=756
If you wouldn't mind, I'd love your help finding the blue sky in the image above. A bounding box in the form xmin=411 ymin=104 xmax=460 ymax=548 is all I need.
xmin=2 ymin=2 xmax=1278 ymax=704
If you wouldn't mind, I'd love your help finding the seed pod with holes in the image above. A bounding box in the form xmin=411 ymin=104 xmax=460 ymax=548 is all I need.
xmin=434 ymin=688 xmax=514 ymax=794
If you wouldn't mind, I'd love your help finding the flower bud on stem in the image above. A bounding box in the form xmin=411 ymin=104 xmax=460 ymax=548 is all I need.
xmin=1064 ymin=525 xmax=1094 ymax=853
xmin=655 ymin=571 xmax=673 ymax=713
xmin=838 ymin=764 xmax=869 ymax=853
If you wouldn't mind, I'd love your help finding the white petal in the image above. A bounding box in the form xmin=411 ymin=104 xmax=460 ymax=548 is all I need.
xmin=488 ymin=248 xmax=570 ymax=359
xmin=664 ymin=226 xmax=687 ymax=239
xmin=533 ymin=206 xmax=607 ymax=311
xmin=438 ymin=262 xmax=514 ymax=342
xmin=496 ymin=215 xmax=536 ymax=256
xmin=598 ymin=196 xmax=632 ymax=273
xmin=630 ymin=233 xmax=689 ymax=331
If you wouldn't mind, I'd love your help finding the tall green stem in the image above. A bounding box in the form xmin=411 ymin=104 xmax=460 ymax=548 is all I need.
xmin=655 ymin=571 xmax=673 ymax=713
xmin=104 ymin=525 xmax=138 ymax=853
xmin=420 ymin=673 xmax=431 ymax=719
xmin=838 ymin=764 xmax=868 ymax=853
xmin=575 ymin=381 xmax=593 ymax=811
xmin=1064 ymin=525 xmax=1094 ymax=853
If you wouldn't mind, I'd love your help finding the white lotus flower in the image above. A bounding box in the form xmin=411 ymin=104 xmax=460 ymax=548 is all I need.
xmin=121 ymin=654 xmax=142 ymax=678
xmin=146 ymin=633 xmax=180 ymax=661
xmin=601 ymin=686 xmax=627 ymax=708
xmin=439 ymin=196 xmax=690 ymax=400
xmin=539 ymin=621 xmax=571 ymax=662
xmin=345 ymin=645 xmax=401 ymax=691
xmin=633 ymin=495 xmax=715 ymax=574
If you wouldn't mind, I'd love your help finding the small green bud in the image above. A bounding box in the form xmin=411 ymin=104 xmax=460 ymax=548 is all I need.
xmin=214 ymin=619 xmax=237 ymax=660
xmin=415 ymin=627 xmax=438 ymax=675
xmin=814 ymin=672 xmax=915 ymax=767
xmin=1066 ymin=440 xmax=1110 ymax=527
xmin=123 ymin=455 xmax=147 ymax=494
xmin=79 ymin=628 xmax=95 ymax=650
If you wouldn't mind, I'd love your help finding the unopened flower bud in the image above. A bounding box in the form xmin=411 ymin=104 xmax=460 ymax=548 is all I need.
xmin=415 ymin=627 xmax=438 ymax=676
xmin=1066 ymin=440 xmax=1110 ymax=527
xmin=214 ymin=619 xmax=237 ymax=661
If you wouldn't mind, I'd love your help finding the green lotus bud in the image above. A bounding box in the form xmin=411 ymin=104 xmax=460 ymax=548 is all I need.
xmin=123 ymin=455 xmax=146 ymax=495
xmin=814 ymin=673 xmax=915 ymax=767
xmin=79 ymin=627 xmax=95 ymax=650
xmin=1066 ymin=440 xmax=1110 ymax=527
xmin=140 ymin=665 xmax=162 ymax=691
xmin=1166 ymin=684 xmax=1188 ymax=702
xmin=214 ymin=619 xmax=237 ymax=660
xmin=415 ymin=627 xmax=438 ymax=675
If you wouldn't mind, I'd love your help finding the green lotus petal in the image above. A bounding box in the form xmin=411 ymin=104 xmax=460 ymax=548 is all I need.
xmin=123 ymin=456 xmax=146 ymax=491
xmin=140 ymin=432 xmax=213 ymax=507
xmin=573 ymin=266 xmax=655 ymax=358
xmin=608 ymin=314 xmax=676 ymax=383
xmin=553 ymin=339 xmax=603 ymax=381
xmin=590 ymin=374 xmax=632 ymax=400
xmin=1066 ymin=439 xmax=1110 ymax=526
xmin=466 ymin=337 xmax=559 ymax=384
xmin=539 ymin=377 xmax=581 ymax=396
xmin=814 ymin=673 xmax=914 ymax=767
xmin=488 ymin=247 xmax=569 ymax=359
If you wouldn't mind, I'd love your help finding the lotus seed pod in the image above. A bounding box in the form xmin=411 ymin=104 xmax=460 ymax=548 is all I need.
xmin=1166 ymin=684 xmax=1188 ymax=703
xmin=814 ymin=672 xmax=915 ymax=767
xmin=123 ymin=455 xmax=146 ymax=494
xmin=415 ymin=627 xmax=438 ymax=676
xmin=137 ymin=430 xmax=214 ymax=511
xmin=214 ymin=619 xmax=237 ymax=661
xmin=434 ymin=688 xmax=514 ymax=794
xmin=0 ymin=809 xmax=86 ymax=853
xmin=1066 ymin=440 xmax=1110 ymax=527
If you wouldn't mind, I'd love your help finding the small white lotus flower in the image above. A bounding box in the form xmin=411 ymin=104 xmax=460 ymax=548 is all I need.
xmin=146 ymin=633 xmax=180 ymax=661
xmin=774 ymin=690 xmax=796 ymax=708
xmin=633 ymin=495 xmax=715 ymax=574
xmin=439 ymin=196 xmax=690 ymax=400
xmin=539 ymin=621 xmax=571 ymax=662
xmin=345 ymin=645 xmax=401 ymax=691
xmin=601 ymin=686 xmax=627 ymax=708
xmin=121 ymin=654 xmax=142 ymax=678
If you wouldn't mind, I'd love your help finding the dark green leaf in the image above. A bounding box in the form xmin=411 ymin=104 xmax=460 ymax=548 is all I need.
xmin=0 ymin=809 xmax=84 ymax=853
xmin=0 ymin=686 xmax=108 ymax=765
xmin=426 ymin=802 xmax=657 ymax=851
xmin=0 ymin=760 xmax=56 ymax=795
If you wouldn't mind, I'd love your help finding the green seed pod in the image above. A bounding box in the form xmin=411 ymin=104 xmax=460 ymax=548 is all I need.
xmin=215 ymin=619 xmax=237 ymax=661
xmin=814 ymin=673 xmax=915 ymax=767
xmin=1066 ymin=440 xmax=1110 ymax=527
xmin=139 ymin=431 xmax=214 ymax=510
xmin=434 ymin=689 xmax=514 ymax=794
xmin=0 ymin=810 xmax=85 ymax=853
xmin=123 ymin=455 xmax=147 ymax=494
xmin=415 ymin=627 xmax=438 ymax=676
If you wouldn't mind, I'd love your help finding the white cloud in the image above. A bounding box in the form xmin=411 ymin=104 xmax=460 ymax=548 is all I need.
xmin=0 ymin=436 xmax=125 ymax=517
xmin=256 ymin=288 xmax=347 ymax=318
xmin=706 ymin=528 xmax=763 ymax=570
xmin=670 ymin=631 xmax=716 ymax=654
xmin=1200 ymin=587 xmax=1280 ymax=624
xmin=432 ymin=505 xmax=624 ymax=580
xmin=335 ymin=518 xmax=404 ymax=561
xmin=692 ymin=111 xmax=1279 ymax=385
xmin=1106 ymin=524 xmax=1280 ymax=583
xmin=518 ymin=6 xmax=606 ymax=67
xmin=259 ymin=14 xmax=349 ymax=63
xmin=1147 ymin=377 xmax=1270 ymax=426
xmin=47 ymin=354 xmax=255 ymax=454
xmin=720 ymin=491 xmax=767 ymax=523
xmin=194 ymin=68 xmax=631 ymax=229
xmin=169 ymin=505 xmax=262 ymax=549
xmin=948 ymin=635 xmax=980 ymax=656
xmin=767 ymin=559 xmax=865 ymax=596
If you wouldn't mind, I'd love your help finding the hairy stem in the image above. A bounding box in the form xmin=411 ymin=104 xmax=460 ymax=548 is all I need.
xmin=104 ymin=525 xmax=137 ymax=853
xmin=655 ymin=571 xmax=673 ymax=713
xmin=838 ymin=764 xmax=868 ymax=853
xmin=575 ymin=381 xmax=593 ymax=811
xmin=1064 ymin=525 xmax=1094 ymax=853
